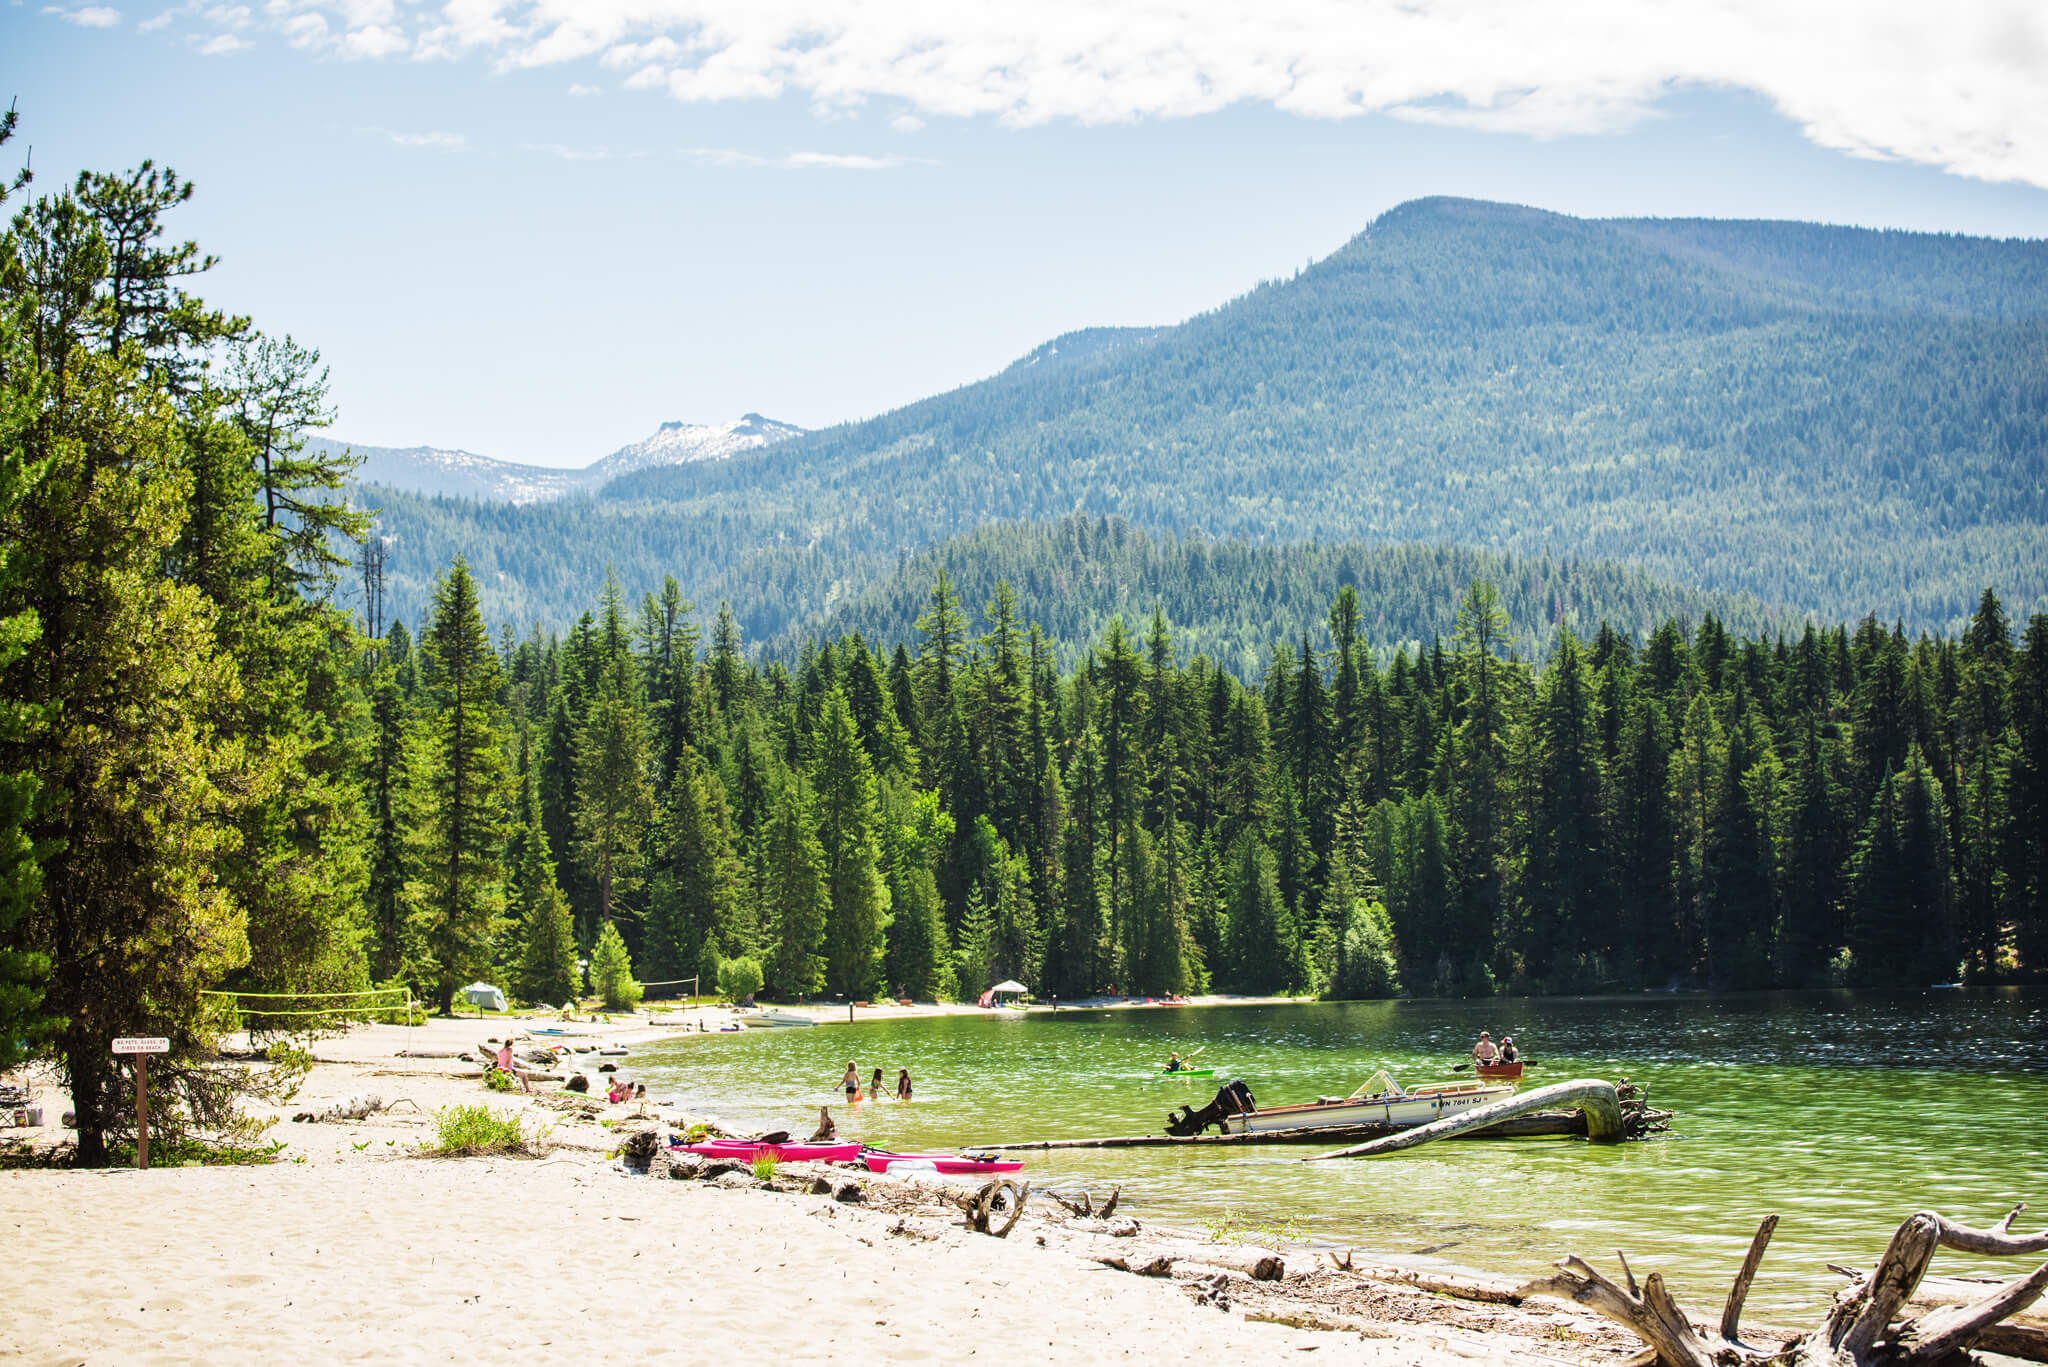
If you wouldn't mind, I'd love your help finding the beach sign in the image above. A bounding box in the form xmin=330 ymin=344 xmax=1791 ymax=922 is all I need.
xmin=111 ymin=1037 xmax=169 ymax=1169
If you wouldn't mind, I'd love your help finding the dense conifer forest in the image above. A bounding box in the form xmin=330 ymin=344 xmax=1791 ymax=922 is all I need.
xmin=4 ymin=125 xmax=2046 ymax=1166
xmin=359 ymin=196 xmax=2048 ymax=637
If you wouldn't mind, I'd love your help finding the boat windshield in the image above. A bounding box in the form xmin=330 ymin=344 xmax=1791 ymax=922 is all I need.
xmin=1350 ymin=1069 xmax=1402 ymax=1099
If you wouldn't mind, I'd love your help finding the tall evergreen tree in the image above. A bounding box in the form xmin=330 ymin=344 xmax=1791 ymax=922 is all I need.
xmin=409 ymin=558 xmax=511 ymax=1014
xmin=808 ymin=688 xmax=891 ymax=996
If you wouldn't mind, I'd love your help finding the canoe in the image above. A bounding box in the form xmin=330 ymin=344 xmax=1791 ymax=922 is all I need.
xmin=1221 ymin=1070 xmax=1514 ymax=1135
xmin=678 ymin=1139 xmax=861 ymax=1162
xmin=1148 ymin=1068 xmax=1215 ymax=1078
xmin=1476 ymin=1060 xmax=1524 ymax=1081
xmin=860 ymin=1148 xmax=1024 ymax=1175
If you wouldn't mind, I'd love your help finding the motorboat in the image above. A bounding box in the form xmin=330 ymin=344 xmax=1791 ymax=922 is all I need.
xmin=748 ymin=1010 xmax=817 ymax=1027
xmin=1219 ymin=1070 xmax=1514 ymax=1134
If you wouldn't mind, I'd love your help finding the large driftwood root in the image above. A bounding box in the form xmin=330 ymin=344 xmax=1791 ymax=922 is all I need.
xmin=1521 ymin=1207 xmax=2048 ymax=1367
xmin=953 ymin=1179 xmax=1030 ymax=1236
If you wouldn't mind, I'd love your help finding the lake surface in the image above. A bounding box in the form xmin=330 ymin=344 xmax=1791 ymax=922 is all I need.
xmin=626 ymin=990 xmax=2048 ymax=1321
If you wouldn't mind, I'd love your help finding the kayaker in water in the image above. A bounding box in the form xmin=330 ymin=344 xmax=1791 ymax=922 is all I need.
xmin=1472 ymin=1032 xmax=1499 ymax=1066
xmin=896 ymin=1068 xmax=913 ymax=1100
xmin=1164 ymin=1052 xmax=1187 ymax=1072
xmin=841 ymin=1062 xmax=859 ymax=1100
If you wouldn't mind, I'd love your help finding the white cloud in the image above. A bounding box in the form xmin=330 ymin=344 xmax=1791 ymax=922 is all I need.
xmin=783 ymin=151 xmax=900 ymax=170
xmin=134 ymin=1 xmax=2048 ymax=188
xmin=525 ymin=142 xmax=644 ymax=160
xmin=139 ymin=7 xmax=182 ymax=31
xmin=890 ymin=113 xmax=924 ymax=134
xmin=44 ymin=4 xmax=120 ymax=26
xmin=280 ymin=10 xmax=324 ymax=46
xmin=681 ymin=146 xmax=766 ymax=167
xmin=340 ymin=20 xmax=406 ymax=57
xmin=202 ymin=2 xmax=248 ymax=26
xmin=195 ymin=29 xmax=245 ymax=52
xmin=391 ymin=130 xmax=466 ymax=149
xmin=568 ymin=82 xmax=601 ymax=96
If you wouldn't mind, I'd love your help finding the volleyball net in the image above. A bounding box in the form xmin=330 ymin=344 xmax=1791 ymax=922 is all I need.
xmin=199 ymin=986 xmax=421 ymax=1034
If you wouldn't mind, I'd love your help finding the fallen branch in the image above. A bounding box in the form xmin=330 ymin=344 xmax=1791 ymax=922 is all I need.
xmin=1524 ymin=1205 xmax=2048 ymax=1366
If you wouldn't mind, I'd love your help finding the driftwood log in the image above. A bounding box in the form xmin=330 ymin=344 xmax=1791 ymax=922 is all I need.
xmin=1308 ymin=1079 xmax=1632 ymax=1159
xmin=291 ymin=1094 xmax=385 ymax=1123
xmin=1521 ymin=1206 xmax=2048 ymax=1366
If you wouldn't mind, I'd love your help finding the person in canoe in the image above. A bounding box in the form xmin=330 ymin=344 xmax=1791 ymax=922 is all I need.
xmin=841 ymin=1062 xmax=860 ymax=1101
xmin=1498 ymin=1036 xmax=1519 ymax=1064
xmin=1472 ymin=1031 xmax=1499 ymax=1066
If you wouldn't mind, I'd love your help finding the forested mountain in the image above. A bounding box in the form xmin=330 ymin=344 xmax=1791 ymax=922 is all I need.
xmin=750 ymin=516 xmax=1789 ymax=676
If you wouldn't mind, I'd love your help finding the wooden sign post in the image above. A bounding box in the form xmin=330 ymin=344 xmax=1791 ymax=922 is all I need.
xmin=111 ymin=1038 xmax=169 ymax=1170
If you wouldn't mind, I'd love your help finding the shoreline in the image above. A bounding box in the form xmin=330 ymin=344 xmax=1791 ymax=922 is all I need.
xmin=2 ymin=1011 xmax=1674 ymax=1364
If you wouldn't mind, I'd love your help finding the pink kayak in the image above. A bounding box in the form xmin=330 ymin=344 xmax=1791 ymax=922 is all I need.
xmin=679 ymin=1139 xmax=862 ymax=1162
xmin=860 ymin=1148 xmax=1024 ymax=1175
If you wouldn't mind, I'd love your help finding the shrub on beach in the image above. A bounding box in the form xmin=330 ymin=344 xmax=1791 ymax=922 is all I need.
xmin=717 ymin=955 xmax=764 ymax=1002
xmin=590 ymin=922 xmax=642 ymax=1010
xmin=426 ymin=1104 xmax=529 ymax=1156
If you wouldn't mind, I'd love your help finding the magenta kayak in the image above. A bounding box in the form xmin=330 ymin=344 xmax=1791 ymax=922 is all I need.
xmin=859 ymin=1148 xmax=1025 ymax=1175
xmin=678 ymin=1139 xmax=861 ymax=1162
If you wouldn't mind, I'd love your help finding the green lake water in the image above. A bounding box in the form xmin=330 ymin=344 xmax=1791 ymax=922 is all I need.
xmin=627 ymin=990 xmax=2047 ymax=1321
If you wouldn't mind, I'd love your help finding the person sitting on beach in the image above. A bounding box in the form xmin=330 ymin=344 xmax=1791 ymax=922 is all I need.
xmin=606 ymin=1078 xmax=631 ymax=1104
xmin=1472 ymin=1031 xmax=1499 ymax=1066
xmin=869 ymin=1066 xmax=886 ymax=1099
xmin=895 ymin=1069 xmax=912 ymax=1101
xmin=841 ymin=1062 xmax=859 ymax=1101
xmin=810 ymin=1106 xmax=837 ymax=1141
xmin=1498 ymin=1037 xmax=1519 ymax=1064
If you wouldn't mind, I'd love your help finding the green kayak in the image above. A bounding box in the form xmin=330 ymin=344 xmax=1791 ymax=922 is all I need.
xmin=1148 ymin=1067 xmax=1215 ymax=1077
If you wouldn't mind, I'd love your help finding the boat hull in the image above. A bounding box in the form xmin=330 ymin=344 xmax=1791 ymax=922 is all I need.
xmin=1476 ymin=1060 xmax=1523 ymax=1081
xmin=679 ymin=1139 xmax=860 ymax=1162
xmin=860 ymin=1149 xmax=1024 ymax=1175
xmin=749 ymin=1011 xmax=816 ymax=1027
xmin=1222 ymin=1082 xmax=1514 ymax=1134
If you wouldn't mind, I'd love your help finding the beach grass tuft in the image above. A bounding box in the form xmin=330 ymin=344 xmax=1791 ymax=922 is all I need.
xmin=425 ymin=1105 xmax=532 ymax=1157
xmin=751 ymin=1152 xmax=779 ymax=1181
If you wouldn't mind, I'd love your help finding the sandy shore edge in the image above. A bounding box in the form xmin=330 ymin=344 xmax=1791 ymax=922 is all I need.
xmin=2 ymin=1008 xmax=1660 ymax=1365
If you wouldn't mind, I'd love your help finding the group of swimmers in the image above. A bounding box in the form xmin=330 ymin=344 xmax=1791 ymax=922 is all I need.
xmin=840 ymin=1061 xmax=913 ymax=1101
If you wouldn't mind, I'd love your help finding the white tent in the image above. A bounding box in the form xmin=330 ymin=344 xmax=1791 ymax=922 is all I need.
xmin=460 ymin=982 xmax=507 ymax=1013
xmin=990 ymin=980 xmax=1026 ymax=994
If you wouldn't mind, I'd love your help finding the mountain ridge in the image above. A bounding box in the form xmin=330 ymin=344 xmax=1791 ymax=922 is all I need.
xmin=322 ymin=413 xmax=804 ymax=503
xmin=354 ymin=195 xmax=2048 ymax=635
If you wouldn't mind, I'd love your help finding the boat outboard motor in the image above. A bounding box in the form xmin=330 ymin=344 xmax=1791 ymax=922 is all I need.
xmin=1165 ymin=1079 xmax=1257 ymax=1137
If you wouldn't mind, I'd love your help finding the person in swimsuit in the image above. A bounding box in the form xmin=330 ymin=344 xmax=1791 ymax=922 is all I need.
xmin=1473 ymin=1031 xmax=1499 ymax=1066
xmin=895 ymin=1069 xmax=912 ymax=1101
xmin=870 ymin=1066 xmax=886 ymax=1099
xmin=841 ymin=1062 xmax=859 ymax=1100
xmin=1498 ymin=1036 xmax=1519 ymax=1064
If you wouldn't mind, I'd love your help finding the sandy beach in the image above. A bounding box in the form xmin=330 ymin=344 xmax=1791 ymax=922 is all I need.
xmin=2 ymin=1008 xmax=1649 ymax=1365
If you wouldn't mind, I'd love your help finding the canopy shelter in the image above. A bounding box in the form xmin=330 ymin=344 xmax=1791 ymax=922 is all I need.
xmin=989 ymin=980 xmax=1028 ymax=1006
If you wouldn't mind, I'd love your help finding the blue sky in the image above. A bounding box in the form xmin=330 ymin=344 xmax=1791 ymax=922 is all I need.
xmin=9 ymin=0 xmax=2048 ymax=467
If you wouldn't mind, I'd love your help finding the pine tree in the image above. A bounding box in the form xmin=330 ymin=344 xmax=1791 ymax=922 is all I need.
xmin=760 ymin=782 xmax=828 ymax=997
xmin=644 ymin=747 xmax=740 ymax=981
xmin=573 ymin=661 xmax=654 ymax=931
xmin=1 ymin=185 xmax=257 ymax=1162
xmin=883 ymin=786 xmax=954 ymax=1000
xmin=409 ymin=558 xmax=511 ymax=1014
xmin=809 ymin=688 xmax=891 ymax=996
